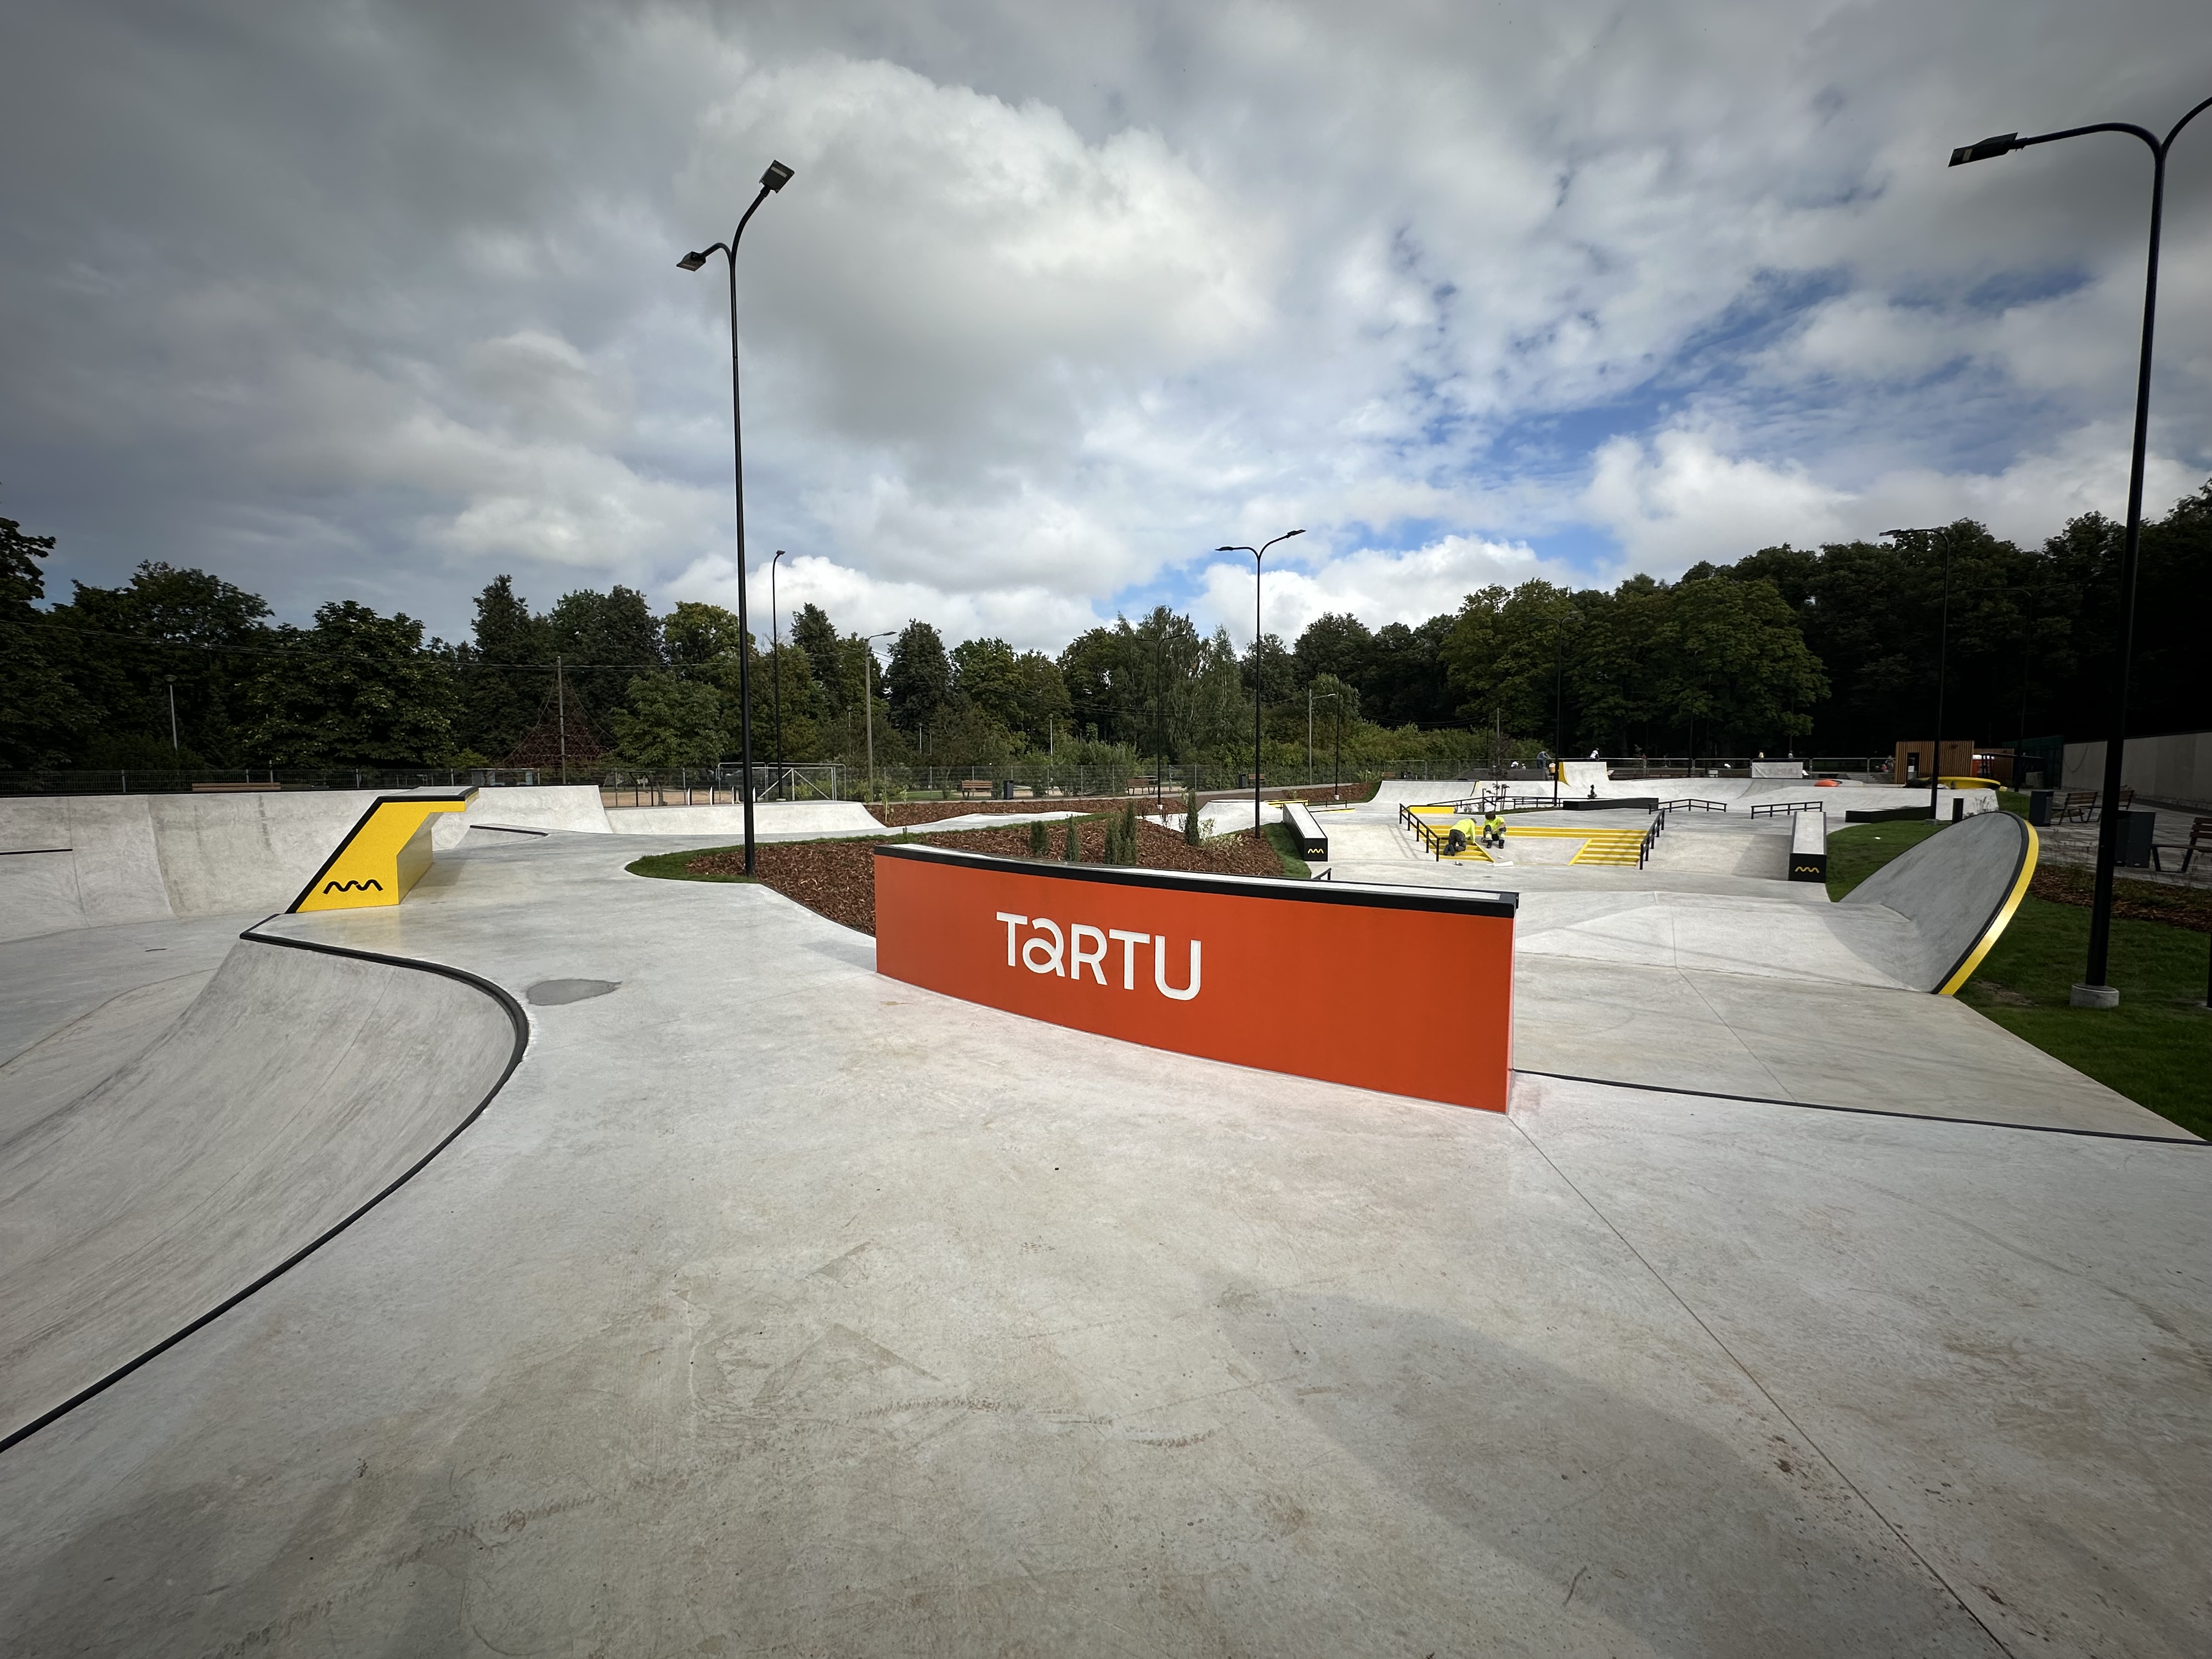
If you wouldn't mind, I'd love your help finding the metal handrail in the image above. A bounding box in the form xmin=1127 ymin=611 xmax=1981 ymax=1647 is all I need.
xmin=1657 ymin=798 xmax=1729 ymax=812
xmin=1747 ymin=800 xmax=1822 ymax=819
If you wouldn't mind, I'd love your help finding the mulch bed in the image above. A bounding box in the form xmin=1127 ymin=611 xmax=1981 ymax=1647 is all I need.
xmin=2029 ymin=863 xmax=2212 ymax=935
xmin=689 ymin=817 xmax=1285 ymax=935
xmin=874 ymin=781 xmax=1374 ymax=827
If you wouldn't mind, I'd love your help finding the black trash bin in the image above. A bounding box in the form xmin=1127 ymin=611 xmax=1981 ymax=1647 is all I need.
xmin=2117 ymin=809 xmax=2156 ymax=868
xmin=2028 ymin=788 xmax=2053 ymax=827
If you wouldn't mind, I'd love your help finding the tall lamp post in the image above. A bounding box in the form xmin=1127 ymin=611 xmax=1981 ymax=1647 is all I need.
xmin=1950 ymin=95 xmax=2211 ymax=1006
xmin=1218 ymin=529 xmax=1304 ymax=839
xmin=1884 ymin=527 xmax=1950 ymax=819
xmin=770 ymin=550 xmax=788 ymax=798
xmin=679 ymin=157 xmax=794 ymax=875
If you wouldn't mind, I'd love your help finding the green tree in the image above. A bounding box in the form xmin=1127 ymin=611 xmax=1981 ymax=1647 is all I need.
xmin=1239 ymin=632 xmax=1297 ymax=708
xmin=0 ymin=499 xmax=96 ymax=768
xmin=549 ymin=586 xmax=662 ymax=721
xmin=1011 ymin=651 xmax=1073 ymax=750
xmin=44 ymin=560 xmax=274 ymax=768
xmin=1293 ymin=612 xmax=1375 ymax=690
xmin=1059 ymin=625 xmax=1132 ymax=742
xmin=244 ymin=601 xmax=460 ymax=766
xmin=791 ymin=603 xmax=849 ymax=714
xmin=1662 ymin=573 xmax=1828 ymax=751
xmin=454 ymin=575 xmax=552 ymax=763
xmin=608 ymin=675 xmax=724 ymax=768
xmin=884 ymin=620 xmax=950 ymax=736
xmin=951 ymin=636 xmax=1024 ymax=729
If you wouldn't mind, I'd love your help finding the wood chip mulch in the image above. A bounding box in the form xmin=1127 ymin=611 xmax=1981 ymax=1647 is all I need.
xmin=688 ymin=818 xmax=1288 ymax=935
xmin=2028 ymin=864 xmax=2212 ymax=934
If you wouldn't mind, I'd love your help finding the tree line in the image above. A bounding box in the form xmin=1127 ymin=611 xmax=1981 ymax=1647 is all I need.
xmin=3 ymin=482 xmax=2204 ymax=775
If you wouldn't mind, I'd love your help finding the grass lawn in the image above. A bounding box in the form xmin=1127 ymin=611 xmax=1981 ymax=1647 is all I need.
xmin=1828 ymin=820 xmax=2210 ymax=1137
xmin=624 ymin=845 xmax=759 ymax=883
xmin=1261 ymin=821 xmax=1311 ymax=879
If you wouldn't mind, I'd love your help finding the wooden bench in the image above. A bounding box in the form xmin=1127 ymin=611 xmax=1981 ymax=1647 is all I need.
xmin=957 ymin=778 xmax=994 ymax=799
xmin=2152 ymin=816 xmax=2212 ymax=874
xmin=2058 ymin=791 xmax=2098 ymax=822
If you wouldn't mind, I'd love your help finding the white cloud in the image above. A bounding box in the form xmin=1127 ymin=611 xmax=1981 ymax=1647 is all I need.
xmin=1194 ymin=534 xmax=1551 ymax=645
xmin=1584 ymin=429 xmax=1855 ymax=566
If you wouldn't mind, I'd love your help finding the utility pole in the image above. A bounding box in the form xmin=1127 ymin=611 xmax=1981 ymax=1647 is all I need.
xmin=165 ymin=675 xmax=178 ymax=754
xmin=556 ymin=656 xmax=567 ymax=785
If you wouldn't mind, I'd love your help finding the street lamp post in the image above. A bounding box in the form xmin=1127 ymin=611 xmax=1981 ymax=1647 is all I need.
xmin=770 ymin=550 xmax=788 ymax=800
xmin=1950 ymin=96 xmax=2210 ymax=1005
xmin=164 ymin=675 xmax=178 ymax=754
xmin=680 ymin=157 xmax=794 ymax=875
xmin=1218 ymin=529 xmax=1304 ymax=839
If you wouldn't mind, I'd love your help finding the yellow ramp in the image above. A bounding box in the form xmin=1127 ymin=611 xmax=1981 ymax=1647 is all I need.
xmin=290 ymin=788 xmax=477 ymax=912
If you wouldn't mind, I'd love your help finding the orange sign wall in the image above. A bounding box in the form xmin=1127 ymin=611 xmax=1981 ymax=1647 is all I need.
xmin=873 ymin=844 xmax=1516 ymax=1112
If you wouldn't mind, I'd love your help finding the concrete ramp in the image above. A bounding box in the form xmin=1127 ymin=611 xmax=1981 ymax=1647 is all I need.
xmin=603 ymin=800 xmax=885 ymax=838
xmin=430 ymin=785 xmax=611 ymax=845
xmin=1369 ymin=780 xmax=1483 ymax=808
xmin=1555 ymin=760 xmax=1610 ymax=792
xmin=1842 ymin=811 xmax=2036 ymax=994
xmin=0 ymin=934 xmax=521 ymax=1446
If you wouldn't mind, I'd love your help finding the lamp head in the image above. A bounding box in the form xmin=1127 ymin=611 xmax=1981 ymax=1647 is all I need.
xmin=1949 ymin=133 xmax=2019 ymax=166
xmin=677 ymin=250 xmax=708 ymax=271
xmin=760 ymin=160 xmax=794 ymax=191
xmin=1284 ymin=528 xmax=1305 ymax=538
xmin=1216 ymin=545 xmax=1239 ymax=552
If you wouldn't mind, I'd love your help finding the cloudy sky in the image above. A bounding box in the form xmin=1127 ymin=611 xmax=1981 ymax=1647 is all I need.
xmin=4 ymin=1 xmax=2208 ymax=656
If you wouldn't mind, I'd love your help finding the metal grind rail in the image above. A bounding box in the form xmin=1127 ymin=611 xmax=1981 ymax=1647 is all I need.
xmin=1657 ymin=798 xmax=1730 ymax=813
xmin=1747 ymin=800 xmax=1824 ymax=819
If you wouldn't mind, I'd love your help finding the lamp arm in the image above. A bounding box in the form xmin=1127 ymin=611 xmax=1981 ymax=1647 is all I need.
xmin=727 ymin=182 xmax=776 ymax=255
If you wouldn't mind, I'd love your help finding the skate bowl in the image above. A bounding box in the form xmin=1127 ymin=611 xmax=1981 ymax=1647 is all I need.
xmin=1 ymin=791 xmax=441 ymax=941
xmin=0 ymin=932 xmax=523 ymax=1449
xmin=1841 ymin=809 xmax=2037 ymax=994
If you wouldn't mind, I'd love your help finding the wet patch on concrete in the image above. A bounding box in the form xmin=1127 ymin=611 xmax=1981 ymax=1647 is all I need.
xmin=525 ymin=979 xmax=620 ymax=1006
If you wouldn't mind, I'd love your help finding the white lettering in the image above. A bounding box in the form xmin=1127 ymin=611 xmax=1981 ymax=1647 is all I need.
xmin=996 ymin=912 xmax=1028 ymax=967
xmin=1069 ymin=924 xmax=1108 ymax=985
xmin=1153 ymin=936 xmax=1201 ymax=1001
xmin=1107 ymin=929 xmax=1149 ymax=990
xmin=1022 ymin=917 xmax=1065 ymax=977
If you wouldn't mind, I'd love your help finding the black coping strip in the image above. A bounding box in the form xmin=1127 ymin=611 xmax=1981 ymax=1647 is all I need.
xmin=873 ymin=840 xmax=1520 ymax=918
xmin=1515 ymin=1068 xmax=2204 ymax=1146
xmin=0 ymin=917 xmax=529 ymax=1458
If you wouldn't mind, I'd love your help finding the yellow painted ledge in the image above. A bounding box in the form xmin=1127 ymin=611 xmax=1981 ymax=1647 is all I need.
xmin=1937 ymin=821 xmax=2039 ymax=996
xmin=290 ymin=788 xmax=477 ymax=912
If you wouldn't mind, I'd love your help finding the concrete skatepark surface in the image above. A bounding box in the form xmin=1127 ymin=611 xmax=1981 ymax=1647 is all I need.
xmin=1 ymin=799 xmax=2205 ymax=1653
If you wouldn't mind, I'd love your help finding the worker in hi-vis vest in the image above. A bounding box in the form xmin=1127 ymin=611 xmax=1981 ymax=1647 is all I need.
xmin=1484 ymin=811 xmax=1506 ymax=849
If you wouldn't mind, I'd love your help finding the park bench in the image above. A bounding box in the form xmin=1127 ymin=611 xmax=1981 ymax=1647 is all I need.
xmin=957 ymin=778 xmax=993 ymax=799
xmin=2152 ymin=816 xmax=2212 ymax=874
xmin=2058 ymin=791 xmax=2098 ymax=822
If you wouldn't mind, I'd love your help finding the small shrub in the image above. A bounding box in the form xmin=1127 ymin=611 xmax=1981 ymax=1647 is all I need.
xmin=1183 ymin=789 xmax=1202 ymax=845
xmin=1029 ymin=819 xmax=1049 ymax=857
xmin=1064 ymin=819 xmax=1080 ymax=862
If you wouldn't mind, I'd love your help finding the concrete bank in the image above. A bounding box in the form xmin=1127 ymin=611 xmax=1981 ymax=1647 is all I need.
xmin=0 ymin=935 xmax=520 ymax=1444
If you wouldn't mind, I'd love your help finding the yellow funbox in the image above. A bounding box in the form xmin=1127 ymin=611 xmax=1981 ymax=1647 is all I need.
xmin=290 ymin=787 xmax=477 ymax=912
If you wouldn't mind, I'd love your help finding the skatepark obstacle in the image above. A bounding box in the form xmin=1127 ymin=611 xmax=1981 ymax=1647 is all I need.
xmin=873 ymin=843 xmax=1516 ymax=1111
xmin=289 ymin=787 xmax=476 ymax=912
xmin=1841 ymin=809 xmax=2038 ymax=994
